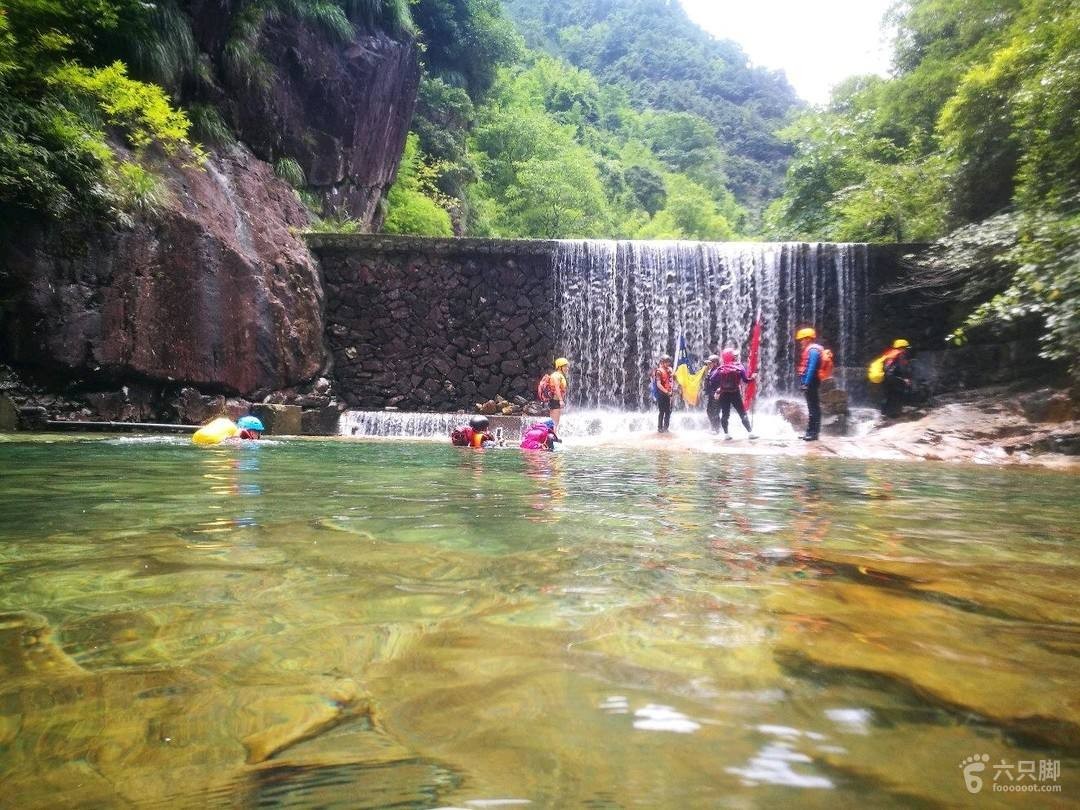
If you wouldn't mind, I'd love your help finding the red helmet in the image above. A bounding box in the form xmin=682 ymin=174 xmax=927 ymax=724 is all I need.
xmin=721 ymin=348 xmax=737 ymax=363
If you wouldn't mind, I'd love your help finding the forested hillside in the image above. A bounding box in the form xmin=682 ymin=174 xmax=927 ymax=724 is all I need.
xmin=503 ymin=0 xmax=798 ymax=213
xmin=386 ymin=0 xmax=801 ymax=239
xmin=767 ymin=0 xmax=1078 ymax=372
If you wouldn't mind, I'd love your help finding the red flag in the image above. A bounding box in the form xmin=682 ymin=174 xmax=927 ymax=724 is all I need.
xmin=743 ymin=316 xmax=762 ymax=411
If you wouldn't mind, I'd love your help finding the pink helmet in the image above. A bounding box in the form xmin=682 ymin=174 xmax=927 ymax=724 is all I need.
xmin=721 ymin=348 xmax=737 ymax=363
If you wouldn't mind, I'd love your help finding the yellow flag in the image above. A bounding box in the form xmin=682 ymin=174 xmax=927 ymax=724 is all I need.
xmin=675 ymin=365 xmax=707 ymax=406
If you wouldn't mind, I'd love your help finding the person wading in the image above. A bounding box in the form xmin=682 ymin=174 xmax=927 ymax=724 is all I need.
xmin=537 ymin=358 xmax=570 ymax=429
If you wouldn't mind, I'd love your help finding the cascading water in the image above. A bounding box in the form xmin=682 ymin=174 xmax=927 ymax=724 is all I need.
xmin=340 ymin=239 xmax=871 ymax=439
xmin=553 ymin=240 xmax=870 ymax=408
xmin=340 ymin=411 xmax=465 ymax=438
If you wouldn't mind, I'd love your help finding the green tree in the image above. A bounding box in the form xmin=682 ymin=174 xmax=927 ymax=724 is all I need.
xmin=0 ymin=0 xmax=195 ymax=221
xmin=382 ymin=132 xmax=454 ymax=236
xmin=636 ymin=178 xmax=737 ymax=242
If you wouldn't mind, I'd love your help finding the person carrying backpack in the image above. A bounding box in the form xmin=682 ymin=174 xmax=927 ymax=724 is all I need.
xmin=710 ymin=348 xmax=757 ymax=440
xmin=795 ymin=327 xmax=833 ymax=441
xmin=537 ymin=358 xmax=570 ymax=428
xmin=451 ymin=415 xmax=497 ymax=448
xmin=881 ymin=339 xmax=914 ymax=418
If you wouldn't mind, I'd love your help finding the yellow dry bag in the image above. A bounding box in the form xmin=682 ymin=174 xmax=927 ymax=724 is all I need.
xmin=192 ymin=417 xmax=239 ymax=446
xmin=867 ymin=355 xmax=886 ymax=384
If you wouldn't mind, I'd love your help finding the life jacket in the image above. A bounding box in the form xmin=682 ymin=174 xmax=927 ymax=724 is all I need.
xmin=450 ymin=426 xmax=474 ymax=447
xmin=868 ymin=348 xmax=902 ymax=383
xmin=798 ymin=343 xmax=834 ymax=382
xmin=715 ymin=362 xmax=745 ymax=393
xmin=653 ymin=366 xmax=674 ymax=395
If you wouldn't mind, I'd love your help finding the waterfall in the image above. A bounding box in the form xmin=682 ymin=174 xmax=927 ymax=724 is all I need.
xmin=553 ymin=240 xmax=869 ymax=408
xmin=340 ymin=410 xmax=465 ymax=438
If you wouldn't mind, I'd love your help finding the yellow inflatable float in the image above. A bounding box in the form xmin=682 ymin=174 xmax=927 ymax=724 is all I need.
xmin=192 ymin=417 xmax=239 ymax=446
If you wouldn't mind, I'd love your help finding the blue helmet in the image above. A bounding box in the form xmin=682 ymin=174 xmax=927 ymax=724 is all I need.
xmin=543 ymin=418 xmax=556 ymax=430
xmin=238 ymin=416 xmax=265 ymax=432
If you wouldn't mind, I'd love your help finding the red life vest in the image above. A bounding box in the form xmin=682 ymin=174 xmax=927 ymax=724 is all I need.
xmin=450 ymin=426 xmax=475 ymax=446
xmin=654 ymin=366 xmax=674 ymax=394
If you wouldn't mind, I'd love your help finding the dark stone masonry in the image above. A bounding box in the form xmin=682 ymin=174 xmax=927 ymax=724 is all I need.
xmin=309 ymin=234 xmax=560 ymax=411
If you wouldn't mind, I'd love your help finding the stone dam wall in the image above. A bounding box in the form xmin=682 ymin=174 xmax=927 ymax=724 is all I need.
xmin=311 ymin=235 xmax=558 ymax=411
xmin=307 ymin=235 xmax=984 ymax=412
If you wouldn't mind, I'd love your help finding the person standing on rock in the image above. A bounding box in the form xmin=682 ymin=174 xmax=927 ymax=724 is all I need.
xmin=652 ymin=354 xmax=676 ymax=433
xmin=795 ymin=327 xmax=831 ymax=441
xmin=882 ymin=339 xmax=914 ymax=418
xmin=537 ymin=358 xmax=570 ymax=429
xmin=712 ymin=348 xmax=756 ymax=440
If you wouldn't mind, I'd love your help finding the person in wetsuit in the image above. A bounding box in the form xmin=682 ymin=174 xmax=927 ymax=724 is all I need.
xmin=711 ymin=348 xmax=756 ymax=439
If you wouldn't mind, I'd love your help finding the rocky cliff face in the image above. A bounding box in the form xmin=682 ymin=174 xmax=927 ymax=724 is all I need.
xmin=2 ymin=146 xmax=323 ymax=397
xmin=225 ymin=22 xmax=420 ymax=226
xmin=0 ymin=7 xmax=420 ymax=416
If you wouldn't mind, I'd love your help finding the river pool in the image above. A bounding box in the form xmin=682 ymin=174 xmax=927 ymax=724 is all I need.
xmin=1 ymin=435 xmax=1078 ymax=808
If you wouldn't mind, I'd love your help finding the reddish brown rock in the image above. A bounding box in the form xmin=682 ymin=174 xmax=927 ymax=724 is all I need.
xmin=210 ymin=16 xmax=420 ymax=225
xmin=1 ymin=147 xmax=324 ymax=397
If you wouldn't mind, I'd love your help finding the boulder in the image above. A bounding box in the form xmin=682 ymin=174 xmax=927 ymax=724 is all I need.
xmin=0 ymin=395 xmax=18 ymax=431
xmin=176 ymin=388 xmax=227 ymax=425
xmin=1017 ymin=389 xmax=1077 ymax=424
xmin=820 ymin=387 xmax=849 ymax=416
xmin=251 ymin=404 xmax=302 ymax=436
xmin=0 ymin=146 xmax=325 ymax=397
xmin=225 ymin=398 xmax=252 ymax=421
xmin=17 ymin=406 xmax=48 ymax=430
xmin=301 ymin=406 xmax=341 ymax=436
xmin=775 ymin=399 xmax=807 ymax=432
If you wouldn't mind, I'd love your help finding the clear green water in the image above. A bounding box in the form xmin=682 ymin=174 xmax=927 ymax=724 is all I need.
xmin=1 ymin=436 xmax=1078 ymax=808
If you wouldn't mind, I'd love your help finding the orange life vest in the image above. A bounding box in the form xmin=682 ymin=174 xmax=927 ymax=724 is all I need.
xmin=797 ymin=342 xmax=834 ymax=381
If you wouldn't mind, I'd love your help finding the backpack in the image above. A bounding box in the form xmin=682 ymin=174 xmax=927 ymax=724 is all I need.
xmin=537 ymin=373 xmax=555 ymax=401
xmin=867 ymin=355 xmax=886 ymax=384
xmin=450 ymin=426 xmax=473 ymax=447
xmin=867 ymin=348 xmax=901 ymax=384
xmin=817 ymin=348 xmax=834 ymax=381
